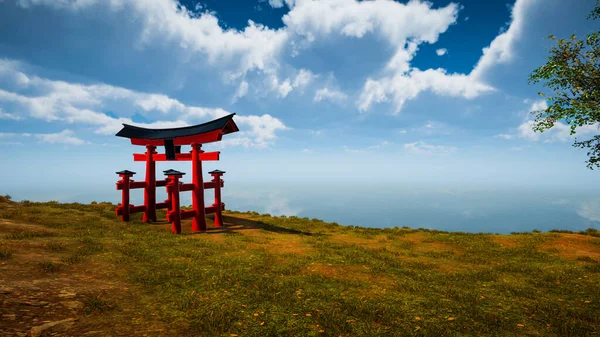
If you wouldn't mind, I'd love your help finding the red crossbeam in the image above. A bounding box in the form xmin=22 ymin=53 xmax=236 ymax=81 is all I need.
xmin=116 ymin=181 xmax=146 ymax=190
xmin=181 ymin=210 xmax=196 ymax=220
xmin=132 ymin=151 xmax=220 ymax=162
xmin=180 ymin=183 xmax=194 ymax=192
xmin=115 ymin=204 xmax=146 ymax=216
xmin=205 ymin=203 xmax=225 ymax=214
xmin=129 ymin=130 xmax=223 ymax=147
xmin=156 ymin=201 xmax=169 ymax=210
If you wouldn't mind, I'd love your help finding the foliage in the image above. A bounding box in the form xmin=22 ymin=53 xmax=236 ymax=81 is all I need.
xmin=528 ymin=1 xmax=600 ymax=169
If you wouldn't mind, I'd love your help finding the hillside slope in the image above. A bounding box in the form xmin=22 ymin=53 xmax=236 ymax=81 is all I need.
xmin=0 ymin=199 xmax=599 ymax=336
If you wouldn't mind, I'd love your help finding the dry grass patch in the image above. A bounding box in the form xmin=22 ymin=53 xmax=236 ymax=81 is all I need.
xmin=541 ymin=234 xmax=600 ymax=262
xmin=491 ymin=235 xmax=522 ymax=248
xmin=302 ymin=262 xmax=394 ymax=286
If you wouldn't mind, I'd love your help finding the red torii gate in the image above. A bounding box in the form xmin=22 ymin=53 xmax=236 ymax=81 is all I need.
xmin=114 ymin=113 xmax=239 ymax=233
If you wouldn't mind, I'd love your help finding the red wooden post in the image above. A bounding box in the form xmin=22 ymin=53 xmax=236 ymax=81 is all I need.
xmin=165 ymin=169 xmax=185 ymax=234
xmin=209 ymin=170 xmax=225 ymax=227
xmin=165 ymin=177 xmax=172 ymax=212
xmin=143 ymin=145 xmax=157 ymax=222
xmin=116 ymin=170 xmax=136 ymax=222
xmin=191 ymin=143 xmax=207 ymax=232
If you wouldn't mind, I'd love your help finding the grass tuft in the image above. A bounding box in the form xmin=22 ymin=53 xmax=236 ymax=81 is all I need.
xmin=38 ymin=261 xmax=61 ymax=273
xmin=0 ymin=249 xmax=13 ymax=260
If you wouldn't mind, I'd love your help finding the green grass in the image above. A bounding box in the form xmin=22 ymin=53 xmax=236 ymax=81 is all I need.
xmin=0 ymin=199 xmax=599 ymax=336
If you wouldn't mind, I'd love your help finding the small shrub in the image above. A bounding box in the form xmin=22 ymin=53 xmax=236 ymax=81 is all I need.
xmin=576 ymin=256 xmax=598 ymax=263
xmin=0 ymin=250 xmax=13 ymax=260
xmin=46 ymin=242 xmax=66 ymax=252
xmin=84 ymin=295 xmax=116 ymax=315
xmin=38 ymin=261 xmax=61 ymax=273
xmin=5 ymin=231 xmax=53 ymax=240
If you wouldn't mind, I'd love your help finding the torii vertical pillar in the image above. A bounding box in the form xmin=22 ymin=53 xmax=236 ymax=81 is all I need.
xmin=191 ymin=143 xmax=207 ymax=232
xmin=143 ymin=145 xmax=157 ymax=222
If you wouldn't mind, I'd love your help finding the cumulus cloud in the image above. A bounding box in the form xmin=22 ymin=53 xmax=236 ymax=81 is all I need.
xmin=0 ymin=129 xmax=84 ymax=145
xmin=0 ymin=108 xmax=22 ymax=120
xmin=232 ymin=80 xmax=249 ymax=102
xmin=314 ymin=87 xmax=348 ymax=103
xmin=16 ymin=0 xmax=292 ymax=96
xmin=12 ymin=0 xmax=538 ymax=113
xmin=0 ymin=59 xmax=288 ymax=147
xmin=404 ymin=141 xmax=456 ymax=154
xmin=517 ymin=120 xmax=599 ymax=142
xmin=577 ymin=199 xmax=600 ymax=222
xmin=436 ymin=48 xmax=447 ymax=56
xmin=268 ymin=0 xmax=285 ymax=9
xmin=497 ymin=99 xmax=599 ymax=142
xmin=268 ymin=68 xmax=316 ymax=98
xmin=35 ymin=129 xmax=85 ymax=145
xmin=358 ymin=69 xmax=494 ymax=113
xmin=469 ymin=0 xmax=538 ymax=81
xmin=358 ymin=0 xmax=537 ymax=113
xmin=494 ymin=133 xmax=513 ymax=140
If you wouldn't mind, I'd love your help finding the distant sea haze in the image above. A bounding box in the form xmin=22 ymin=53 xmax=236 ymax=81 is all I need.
xmin=6 ymin=183 xmax=599 ymax=234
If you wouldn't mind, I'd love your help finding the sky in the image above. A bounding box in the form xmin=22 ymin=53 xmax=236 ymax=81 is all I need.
xmin=0 ymin=0 xmax=599 ymax=198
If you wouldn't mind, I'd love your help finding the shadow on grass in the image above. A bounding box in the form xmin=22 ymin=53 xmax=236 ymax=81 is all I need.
xmin=199 ymin=215 xmax=315 ymax=236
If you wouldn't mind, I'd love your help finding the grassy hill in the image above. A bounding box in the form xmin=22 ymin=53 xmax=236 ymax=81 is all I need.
xmin=0 ymin=196 xmax=599 ymax=336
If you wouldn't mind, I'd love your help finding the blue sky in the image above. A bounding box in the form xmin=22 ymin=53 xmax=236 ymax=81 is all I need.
xmin=0 ymin=0 xmax=599 ymax=197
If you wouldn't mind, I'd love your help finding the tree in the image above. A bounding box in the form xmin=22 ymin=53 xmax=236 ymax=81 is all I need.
xmin=528 ymin=1 xmax=600 ymax=169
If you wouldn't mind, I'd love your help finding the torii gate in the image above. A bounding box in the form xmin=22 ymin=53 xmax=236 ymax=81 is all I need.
xmin=114 ymin=113 xmax=239 ymax=233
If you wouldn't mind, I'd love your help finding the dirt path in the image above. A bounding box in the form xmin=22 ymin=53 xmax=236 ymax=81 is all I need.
xmin=0 ymin=220 xmax=169 ymax=337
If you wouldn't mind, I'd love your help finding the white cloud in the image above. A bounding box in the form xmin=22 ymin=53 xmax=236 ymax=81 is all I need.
xmin=17 ymin=0 xmax=290 ymax=90
xmin=358 ymin=0 xmax=537 ymax=113
xmin=268 ymin=0 xmax=285 ymax=9
xmin=222 ymin=114 xmax=288 ymax=148
xmin=577 ymin=199 xmax=600 ymax=222
xmin=494 ymin=133 xmax=513 ymax=140
xmin=314 ymin=87 xmax=348 ymax=103
xmin=232 ymin=80 xmax=249 ymax=102
xmin=358 ymin=69 xmax=494 ymax=113
xmin=528 ymin=99 xmax=548 ymax=112
xmin=13 ymin=0 xmax=537 ymax=113
xmin=500 ymin=99 xmax=599 ymax=142
xmin=300 ymin=148 xmax=313 ymax=154
xmin=268 ymin=68 xmax=316 ymax=98
xmin=0 ymin=108 xmax=22 ymax=120
xmin=0 ymin=59 xmax=288 ymax=147
xmin=35 ymin=129 xmax=85 ymax=145
xmin=0 ymin=132 xmax=31 ymax=138
xmin=436 ymin=48 xmax=447 ymax=56
xmin=470 ymin=0 xmax=538 ymax=81
xmin=404 ymin=141 xmax=456 ymax=154
xmin=343 ymin=140 xmax=391 ymax=153
xmin=517 ymin=120 xmax=600 ymax=142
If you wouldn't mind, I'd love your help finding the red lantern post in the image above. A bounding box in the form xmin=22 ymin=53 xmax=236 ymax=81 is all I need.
xmin=209 ymin=170 xmax=225 ymax=227
xmin=115 ymin=170 xmax=136 ymax=221
xmin=165 ymin=169 xmax=185 ymax=234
